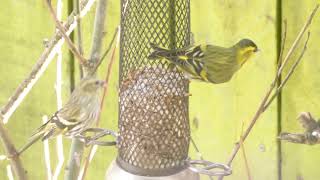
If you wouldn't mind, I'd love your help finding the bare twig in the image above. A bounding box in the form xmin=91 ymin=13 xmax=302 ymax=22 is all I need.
xmin=78 ymin=145 xmax=98 ymax=179
xmin=94 ymin=26 xmax=119 ymax=73
xmin=263 ymin=32 xmax=310 ymax=110
xmin=0 ymin=120 xmax=27 ymax=180
xmin=0 ymin=1 xmax=95 ymax=180
xmin=45 ymin=0 xmax=87 ymax=66
xmin=277 ymin=5 xmax=318 ymax=76
xmin=65 ymin=0 xmax=108 ymax=179
xmin=0 ymin=0 xmax=95 ymax=124
xmin=75 ymin=0 xmax=85 ymax=78
xmin=190 ymin=137 xmax=203 ymax=160
xmin=219 ymin=5 xmax=318 ymax=180
xmin=277 ymin=33 xmax=310 ymax=92
xmin=85 ymin=0 xmax=108 ymax=75
xmin=52 ymin=1 xmax=65 ymax=179
xmin=276 ymin=20 xmax=287 ymax=71
xmin=42 ymin=116 xmax=53 ymax=180
xmin=6 ymin=165 xmax=14 ymax=180
xmin=190 ymin=137 xmax=213 ymax=180
xmin=79 ymin=26 xmax=120 ymax=180
xmin=238 ymin=121 xmax=252 ymax=180
xmin=240 ymin=138 xmax=251 ymax=180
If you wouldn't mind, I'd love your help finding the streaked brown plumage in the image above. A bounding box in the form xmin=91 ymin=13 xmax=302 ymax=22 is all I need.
xmin=18 ymin=77 xmax=105 ymax=154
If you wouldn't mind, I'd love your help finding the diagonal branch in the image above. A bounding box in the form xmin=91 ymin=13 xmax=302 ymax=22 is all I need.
xmin=52 ymin=1 xmax=65 ymax=179
xmin=218 ymin=4 xmax=318 ymax=180
xmin=85 ymin=0 xmax=109 ymax=75
xmin=0 ymin=0 xmax=95 ymax=179
xmin=75 ymin=0 xmax=85 ymax=78
xmin=0 ymin=120 xmax=27 ymax=180
xmin=277 ymin=5 xmax=318 ymax=76
xmin=276 ymin=20 xmax=287 ymax=74
xmin=45 ymin=0 xmax=87 ymax=65
xmin=0 ymin=0 xmax=96 ymax=124
xmin=190 ymin=137 xmax=214 ymax=180
xmin=263 ymin=32 xmax=310 ymax=110
xmin=93 ymin=26 xmax=119 ymax=73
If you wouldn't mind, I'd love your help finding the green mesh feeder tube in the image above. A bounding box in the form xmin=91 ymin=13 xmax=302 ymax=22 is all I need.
xmin=117 ymin=0 xmax=192 ymax=177
xmin=105 ymin=0 xmax=233 ymax=179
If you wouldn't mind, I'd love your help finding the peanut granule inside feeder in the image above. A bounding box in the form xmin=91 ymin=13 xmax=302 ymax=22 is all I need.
xmin=119 ymin=67 xmax=190 ymax=169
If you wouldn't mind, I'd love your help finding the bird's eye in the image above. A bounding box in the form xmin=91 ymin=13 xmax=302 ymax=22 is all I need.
xmin=95 ymin=81 xmax=100 ymax=85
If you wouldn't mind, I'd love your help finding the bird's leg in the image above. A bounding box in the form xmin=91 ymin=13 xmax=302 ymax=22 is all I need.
xmin=73 ymin=134 xmax=90 ymax=144
xmin=76 ymin=128 xmax=118 ymax=146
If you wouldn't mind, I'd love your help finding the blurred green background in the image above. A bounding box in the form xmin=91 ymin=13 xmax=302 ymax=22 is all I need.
xmin=1 ymin=0 xmax=320 ymax=179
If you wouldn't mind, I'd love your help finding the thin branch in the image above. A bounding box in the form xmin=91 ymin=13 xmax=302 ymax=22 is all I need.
xmin=75 ymin=0 xmax=84 ymax=56
xmin=190 ymin=137 xmax=213 ymax=180
xmin=239 ymin=122 xmax=252 ymax=180
xmin=278 ymin=32 xmax=310 ymax=93
xmin=190 ymin=137 xmax=203 ymax=160
xmin=79 ymin=26 xmax=120 ymax=180
xmin=45 ymin=0 xmax=87 ymax=66
xmin=85 ymin=0 xmax=108 ymax=75
xmin=0 ymin=0 xmax=95 ymax=124
xmin=66 ymin=0 xmax=108 ymax=179
xmin=240 ymin=137 xmax=251 ymax=180
xmin=0 ymin=120 xmax=27 ymax=180
xmin=0 ymin=1 xmax=94 ymax=179
xmin=93 ymin=26 xmax=119 ymax=73
xmin=228 ymin=18 xmax=312 ymax=166
xmin=276 ymin=20 xmax=287 ymax=70
xmin=52 ymin=1 xmax=65 ymax=178
xmin=219 ymin=5 xmax=318 ymax=180
xmin=277 ymin=5 xmax=318 ymax=76
xmin=75 ymin=0 xmax=85 ymax=78
xmin=263 ymin=32 xmax=310 ymax=110
xmin=225 ymin=81 xmax=274 ymax=167
xmin=42 ymin=116 xmax=52 ymax=180
xmin=52 ymin=57 xmax=65 ymax=178
xmin=78 ymin=145 xmax=98 ymax=180
xmin=0 ymin=1 xmax=95 ymax=180
xmin=6 ymin=165 xmax=14 ymax=180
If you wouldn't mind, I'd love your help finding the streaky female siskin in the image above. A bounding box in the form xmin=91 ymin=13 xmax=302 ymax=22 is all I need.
xmin=148 ymin=39 xmax=258 ymax=84
xmin=18 ymin=77 xmax=105 ymax=154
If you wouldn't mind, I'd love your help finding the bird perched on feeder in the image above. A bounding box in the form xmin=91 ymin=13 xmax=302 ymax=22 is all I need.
xmin=18 ymin=77 xmax=105 ymax=154
xmin=148 ymin=39 xmax=258 ymax=84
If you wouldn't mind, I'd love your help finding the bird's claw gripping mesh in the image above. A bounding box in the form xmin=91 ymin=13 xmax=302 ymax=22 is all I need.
xmin=118 ymin=0 xmax=191 ymax=176
xmin=75 ymin=128 xmax=118 ymax=146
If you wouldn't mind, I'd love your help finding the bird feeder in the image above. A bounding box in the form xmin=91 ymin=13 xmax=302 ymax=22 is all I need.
xmin=107 ymin=0 xmax=197 ymax=179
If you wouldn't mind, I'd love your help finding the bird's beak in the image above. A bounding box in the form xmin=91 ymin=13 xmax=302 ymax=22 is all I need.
xmin=254 ymin=48 xmax=260 ymax=53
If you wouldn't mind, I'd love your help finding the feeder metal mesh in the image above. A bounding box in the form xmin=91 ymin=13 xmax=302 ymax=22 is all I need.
xmin=118 ymin=0 xmax=190 ymax=176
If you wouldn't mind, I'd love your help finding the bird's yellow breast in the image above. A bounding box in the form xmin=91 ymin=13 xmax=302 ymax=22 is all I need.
xmin=236 ymin=46 xmax=256 ymax=66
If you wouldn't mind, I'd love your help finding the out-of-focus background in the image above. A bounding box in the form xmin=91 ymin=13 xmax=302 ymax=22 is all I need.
xmin=0 ymin=0 xmax=320 ymax=179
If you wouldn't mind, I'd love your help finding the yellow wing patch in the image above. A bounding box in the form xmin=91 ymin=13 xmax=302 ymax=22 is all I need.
xmin=200 ymin=70 xmax=209 ymax=82
xmin=178 ymin=55 xmax=189 ymax=61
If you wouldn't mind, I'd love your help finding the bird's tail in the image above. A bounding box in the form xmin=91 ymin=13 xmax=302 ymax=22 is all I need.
xmin=148 ymin=43 xmax=173 ymax=60
xmin=18 ymin=131 xmax=45 ymax=155
xmin=18 ymin=119 xmax=55 ymax=155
